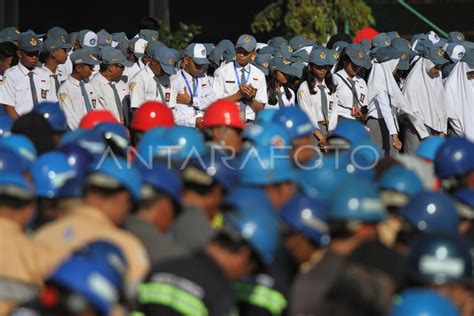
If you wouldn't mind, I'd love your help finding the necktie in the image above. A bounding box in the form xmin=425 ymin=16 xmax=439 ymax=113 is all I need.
xmin=28 ymin=72 xmax=38 ymax=106
xmin=108 ymin=83 xmax=124 ymax=123
xmin=317 ymin=85 xmax=328 ymax=121
xmin=275 ymin=89 xmax=285 ymax=109
xmin=240 ymin=68 xmax=247 ymax=85
xmin=348 ymin=78 xmax=359 ymax=108
xmin=79 ymin=80 xmax=93 ymax=112
xmin=52 ymin=74 xmax=60 ymax=93
xmin=153 ymin=76 xmax=166 ymax=104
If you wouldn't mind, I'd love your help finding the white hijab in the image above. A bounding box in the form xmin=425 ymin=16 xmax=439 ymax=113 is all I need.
xmin=403 ymin=58 xmax=448 ymax=133
xmin=444 ymin=61 xmax=474 ymax=141
xmin=368 ymin=59 xmax=429 ymax=138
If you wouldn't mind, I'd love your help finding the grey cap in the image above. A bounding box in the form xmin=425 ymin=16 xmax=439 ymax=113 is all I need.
xmin=259 ymin=45 xmax=278 ymax=56
xmin=267 ymin=36 xmax=288 ymax=48
xmin=69 ymin=32 xmax=79 ymax=45
xmin=139 ymin=29 xmax=159 ymax=42
xmin=235 ymin=34 xmax=257 ymax=52
xmin=426 ymin=31 xmax=447 ymax=48
xmin=144 ymin=40 xmax=166 ymax=58
xmin=372 ymin=46 xmax=401 ymax=64
xmin=387 ymin=31 xmax=400 ymax=40
xmin=446 ymin=43 xmax=466 ymax=62
xmin=397 ymin=51 xmax=410 ymax=71
xmin=462 ymin=49 xmax=474 ymax=67
xmin=216 ymin=39 xmax=235 ymax=51
xmin=78 ymin=29 xmax=98 ymax=48
xmin=112 ymin=32 xmax=128 ymax=46
xmin=101 ymin=48 xmax=133 ymax=67
xmin=153 ymin=46 xmax=177 ymax=75
xmin=128 ymin=37 xmax=148 ymax=58
xmin=42 ymin=35 xmax=73 ymax=53
xmin=372 ymin=33 xmax=392 ymax=50
xmin=47 ymin=26 xmax=68 ymax=41
xmin=275 ymin=43 xmax=293 ymax=60
xmin=290 ymin=49 xmax=310 ymax=64
xmin=184 ymin=43 xmax=209 ymax=65
xmin=448 ymin=31 xmax=465 ymax=44
xmin=268 ymin=57 xmax=293 ymax=75
xmin=203 ymin=43 xmax=214 ymax=56
xmin=70 ymin=48 xmax=102 ymax=65
xmin=333 ymin=40 xmax=349 ymax=52
xmin=208 ymin=46 xmax=225 ymax=67
xmin=97 ymin=29 xmax=113 ymax=49
xmin=423 ymin=45 xmax=448 ymax=65
xmin=0 ymin=26 xmax=21 ymax=43
xmin=18 ymin=31 xmax=41 ymax=52
xmin=391 ymin=37 xmax=415 ymax=56
xmin=309 ymin=48 xmax=336 ymax=66
xmin=289 ymin=35 xmax=313 ymax=51
xmin=345 ymin=43 xmax=372 ymax=69
xmin=254 ymin=53 xmax=272 ymax=76
xmin=288 ymin=61 xmax=306 ymax=79
xmin=328 ymin=49 xmax=341 ymax=65
xmin=360 ymin=39 xmax=372 ymax=52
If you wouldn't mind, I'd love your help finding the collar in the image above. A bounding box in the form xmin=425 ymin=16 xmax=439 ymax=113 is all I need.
xmin=97 ymin=72 xmax=111 ymax=84
xmin=340 ymin=69 xmax=357 ymax=82
xmin=145 ymin=64 xmax=155 ymax=78
xmin=181 ymin=69 xmax=193 ymax=80
xmin=18 ymin=62 xmax=33 ymax=76
xmin=235 ymin=61 xmax=250 ymax=73
xmin=138 ymin=58 xmax=146 ymax=69
xmin=41 ymin=65 xmax=57 ymax=76
xmin=0 ymin=217 xmax=22 ymax=233
xmin=68 ymin=75 xmax=81 ymax=86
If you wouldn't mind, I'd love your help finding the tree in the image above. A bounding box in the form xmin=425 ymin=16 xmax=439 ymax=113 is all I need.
xmin=158 ymin=21 xmax=202 ymax=50
xmin=251 ymin=0 xmax=375 ymax=44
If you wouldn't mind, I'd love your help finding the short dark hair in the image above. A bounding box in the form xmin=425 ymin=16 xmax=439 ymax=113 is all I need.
xmin=0 ymin=195 xmax=33 ymax=209
xmin=0 ymin=41 xmax=17 ymax=59
xmin=139 ymin=16 xmax=160 ymax=31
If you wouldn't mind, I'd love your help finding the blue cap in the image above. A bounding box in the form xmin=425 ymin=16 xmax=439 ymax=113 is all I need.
xmin=70 ymin=48 xmax=102 ymax=66
xmin=32 ymin=101 xmax=68 ymax=133
xmin=391 ymin=37 xmax=415 ymax=55
xmin=58 ymin=143 xmax=95 ymax=175
xmin=18 ymin=31 xmax=41 ymax=52
xmin=139 ymin=29 xmax=159 ymax=42
xmin=236 ymin=34 xmax=257 ymax=52
xmin=449 ymin=31 xmax=465 ymax=44
xmin=268 ymin=57 xmax=294 ymax=76
xmin=183 ymin=43 xmax=209 ymax=65
xmin=333 ymin=41 xmax=349 ymax=52
xmin=0 ymin=171 xmax=34 ymax=200
xmin=328 ymin=119 xmax=369 ymax=144
xmin=276 ymin=43 xmax=294 ymax=60
xmin=371 ymin=33 xmax=392 ymax=51
xmin=244 ymin=122 xmax=290 ymax=149
xmin=345 ymin=43 xmax=372 ymax=68
xmin=189 ymin=150 xmax=239 ymax=191
xmin=0 ymin=26 xmax=20 ymax=43
xmin=309 ymin=48 xmax=336 ymax=66
xmin=290 ymin=49 xmax=310 ymax=64
xmin=47 ymin=26 xmax=68 ymax=40
xmin=139 ymin=160 xmax=182 ymax=204
xmin=434 ymin=137 xmax=474 ymax=179
xmin=267 ymin=36 xmax=288 ymax=48
xmin=360 ymin=39 xmax=372 ymax=52
xmin=101 ymin=48 xmax=133 ymax=67
xmin=153 ymin=46 xmax=177 ymax=75
xmin=0 ymin=144 xmax=25 ymax=174
xmin=42 ymin=35 xmax=72 ymax=53
xmin=289 ymin=35 xmax=313 ymax=51
xmin=288 ymin=61 xmax=306 ymax=79
xmin=254 ymin=53 xmax=272 ymax=76
xmin=416 ymin=136 xmax=446 ymax=161
xmin=423 ymin=44 xmax=449 ymax=65
xmin=258 ymin=45 xmax=278 ymax=56
xmin=0 ymin=134 xmax=37 ymax=171
xmin=371 ymin=46 xmax=401 ymax=64
xmin=0 ymin=115 xmax=13 ymax=136
xmin=255 ymin=108 xmax=278 ymax=124
xmin=97 ymin=29 xmax=113 ymax=49
xmin=272 ymin=106 xmax=315 ymax=140
xmin=390 ymin=288 xmax=459 ymax=316
xmin=378 ymin=165 xmax=424 ymax=197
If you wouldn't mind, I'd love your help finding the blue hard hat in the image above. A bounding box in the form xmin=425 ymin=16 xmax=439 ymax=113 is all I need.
xmin=94 ymin=122 xmax=130 ymax=150
xmin=72 ymin=240 xmax=127 ymax=290
xmin=416 ymin=136 xmax=446 ymax=161
xmin=0 ymin=134 xmax=37 ymax=170
xmin=0 ymin=144 xmax=26 ymax=174
xmin=434 ymin=137 xmax=474 ymax=179
xmin=0 ymin=171 xmax=34 ymax=200
xmin=56 ymin=176 xmax=86 ymax=199
xmin=58 ymin=143 xmax=95 ymax=175
xmin=60 ymin=129 xmax=108 ymax=160
xmin=138 ymin=159 xmax=182 ymax=203
xmin=328 ymin=119 xmax=370 ymax=145
xmin=327 ymin=176 xmax=387 ymax=222
xmin=239 ymin=146 xmax=297 ymax=185
xmin=298 ymin=153 xmax=375 ymax=201
xmin=30 ymin=151 xmax=77 ymax=199
xmin=0 ymin=115 xmax=13 ymax=136
xmin=191 ymin=150 xmax=240 ymax=192
xmin=243 ymin=122 xmax=291 ymax=149
xmin=406 ymin=232 xmax=473 ymax=285
xmin=32 ymin=101 xmax=68 ymax=133
xmin=271 ymin=106 xmax=315 ymax=141
xmin=348 ymin=138 xmax=383 ymax=169
xmin=47 ymin=256 xmax=120 ymax=315
xmin=255 ymin=108 xmax=278 ymax=124
xmin=378 ymin=165 xmax=424 ymax=196
xmin=399 ymin=191 xmax=460 ymax=233
xmin=88 ymin=156 xmax=142 ymax=201
xmin=280 ymin=192 xmax=330 ymax=246
xmin=224 ymin=186 xmax=279 ymax=265
xmin=390 ymin=288 xmax=459 ymax=316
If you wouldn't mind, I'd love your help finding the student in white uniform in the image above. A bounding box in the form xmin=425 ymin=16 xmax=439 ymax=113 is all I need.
xmin=444 ymin=49 xmax=474 ymax=141
xmin=39 ymin=35 xmax=72 ymax=100
xmin=58 ymin=48 xmax=104 ymax=129
xmin=0 ymin=41 xmax=16 ymax=83
xmin=0 ymin=31 xmax=54 ymax=119
xmin=170 ymin=43 xmax=216 ymax=127
xmin=129 ymin=45 xmax=177 ymax=110
xmin=89 ymin=48 xmax=132 ymax=125
xmin=298 ymin=48 xmax=338 ymax=137
xmin=331 ymin=43 xmax=371 ymax=130
xmin=58 ymin=29 xmax=99 ymax=79
xmin=45 ymin=26 xmax=71 ymax=83
xmin=402 ymin=43 xmax=449 ymax=154
xmin=264 ymin=57 xmax=295 ymax=110
xmin=123 ymin=37 xmax=149 ymax=83
xmin=213 ymin=34 xmax=268 ymax=122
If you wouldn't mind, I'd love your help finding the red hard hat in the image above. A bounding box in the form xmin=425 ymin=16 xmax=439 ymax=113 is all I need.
xmin=131 ymin=101 xmax=174 ymax=132
xmin=79 ymin=110 xmax=118 ymax=129
xmin=202 ymin=100 xmax=245 ymax=129
xmin=353 ymin=26 xmax=379 ymax=43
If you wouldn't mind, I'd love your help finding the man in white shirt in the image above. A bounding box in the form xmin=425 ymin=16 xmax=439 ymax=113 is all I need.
xmin=58 ymin=48 xmax=103 ymax=129
xmin=170 ymin=43 xmax=216 ymax=127
xmin=129 ymin=45 xmax=177 ymax=110
xmin=123 ymin=37 xmax=149 ymax=83
xmin=213 ymin=34 xmax=267 ymax=122
xmin=0 ymin=31 xmax=55 ymax=119
xmin=330 ymin=43 xmax=371 ymax=131
xmin=39 ymin=35 xmax=73 ymax=100
xmin=89 ymin=48 xmax=132 ymax=125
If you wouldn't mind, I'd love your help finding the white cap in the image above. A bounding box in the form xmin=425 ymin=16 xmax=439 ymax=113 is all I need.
xmin=83 ymin=31 xmax=98 ymax=48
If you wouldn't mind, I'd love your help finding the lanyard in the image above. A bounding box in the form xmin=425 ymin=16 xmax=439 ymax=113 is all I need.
xmin=181 ymin=70 xmax=198 ymax=97
xmin=233 ymin=62 xmax=251 ymax=86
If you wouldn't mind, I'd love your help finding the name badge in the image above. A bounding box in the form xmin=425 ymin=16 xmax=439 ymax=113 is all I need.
xmin=165 ymin=92 xmax=170 ymax=103
xmin=329 ymin=101 xmax=334 ymax=110
xmin=360 ymin=94 xmax=365 ymax=102
xmin=92 ymin=99 xmax=97 ymax=108
xmin=41 ymin=89 xmax=47 ymax=99
xmin=225 ymin=80 xmax=236 ymax=83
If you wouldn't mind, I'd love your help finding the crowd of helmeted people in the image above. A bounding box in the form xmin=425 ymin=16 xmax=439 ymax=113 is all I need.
xmin=0 ymin=19 xmax=474 ymax=316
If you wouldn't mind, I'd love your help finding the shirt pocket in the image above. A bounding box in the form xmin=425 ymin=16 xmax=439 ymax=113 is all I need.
xmin=15 ymin=82 xmax=31 ymax=101
xmin=37 ymin=80 xmax=51 ymax=100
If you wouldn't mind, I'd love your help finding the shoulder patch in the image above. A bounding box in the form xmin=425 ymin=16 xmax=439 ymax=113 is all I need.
xmin=59 ymin=93 xmax=67 ymax=102
xmin=129 ymin=82 xmax=136 ymax=92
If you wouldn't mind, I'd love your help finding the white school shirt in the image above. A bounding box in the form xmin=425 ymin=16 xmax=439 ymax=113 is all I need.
xmin=58 ymin=76 xmax=104 ymax=129
xmin=123 ymin=58 xmax=146 ymax=83
xmin=367 ymin=91 xmax=398 ymax=135
xmin=0 ymin=63 xmax=55 ymax=115
xmin=297 ymin=80 xmax=336 ymax=128
xmin=129 ymin=64 xmax=174 ymax=109
xmin=40 ymin=65 xmax=62 ymax=101
xmin=57 ymin=50 xmax=73 ymax=80
xmin=333 ymin=69 xmax=368 ymax=120
xmin=213 ymin=61 xmax=268 ymax=121
xmin=265 ymin=86 xmax=295 ymax=110
xmin=170 ymin=69 xmax=216 ymax=127
xmin=89 ymin=72 xmax=129 ymax=122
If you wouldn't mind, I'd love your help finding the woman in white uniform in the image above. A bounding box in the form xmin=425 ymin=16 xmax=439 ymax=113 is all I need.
xmin=264 ymin=57 xmax=296 ymax=109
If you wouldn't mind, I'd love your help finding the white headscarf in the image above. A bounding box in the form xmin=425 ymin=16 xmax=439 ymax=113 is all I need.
xmin=444 ymin=61 xmax=474 ymax=141
xmin=368 ymin=58 xmax=429 ymax=138
xmin=403 ymin=58 xmax=448 ymax=133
